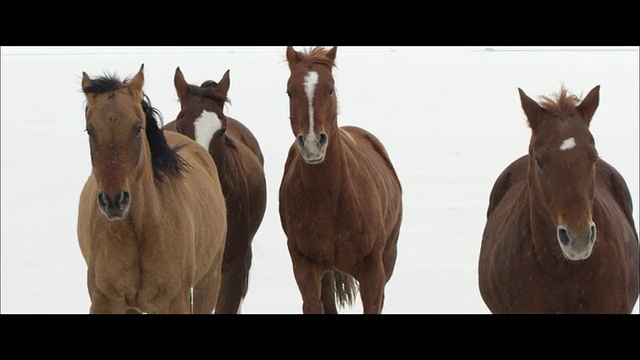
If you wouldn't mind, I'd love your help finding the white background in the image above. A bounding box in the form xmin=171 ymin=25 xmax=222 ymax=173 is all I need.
xmin=1 ymin=46 xmax=638 ymax=314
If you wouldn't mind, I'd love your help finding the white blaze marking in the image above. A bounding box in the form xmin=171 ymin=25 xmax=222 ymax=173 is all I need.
xmin=193 ymin=110 xmax=222 ymax=150
xmin=304 ymin=71 xmax=319 ymax=139
xmin=560 ymin=137 xmax=576 ymax=151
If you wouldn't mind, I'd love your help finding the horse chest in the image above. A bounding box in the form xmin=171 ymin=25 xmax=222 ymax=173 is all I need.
xmin=282 ymin=166 xmax=383 ymax=262
xmin=92 ymin=232 xmax=186 ymax=308
xmin=92 ymin=240 xmax=141 ymax=300
xmin=489 ymin=247 xmax=630 ymax=313
xmin=285 ymin=203 xmax=376 ymax=263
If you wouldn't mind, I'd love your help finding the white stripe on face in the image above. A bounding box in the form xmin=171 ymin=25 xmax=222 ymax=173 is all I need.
xmin=560 ymin=137 xmax=576 ymax=151
xmin=193 ymin=110 xmax=222 ymax=150
xmin=304 ymin=71 xmax=319 ymax=140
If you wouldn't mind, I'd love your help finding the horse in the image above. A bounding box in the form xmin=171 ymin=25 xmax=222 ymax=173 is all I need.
xmin=478 ymin=84 xmax=639 ymax=314
xmin=77 ymin=64 xmax=227 ymax=314
xmin=279 ymin=46 xmax=403 ymax=314
xmin=163 ymin=67 xmax=267 ymax=314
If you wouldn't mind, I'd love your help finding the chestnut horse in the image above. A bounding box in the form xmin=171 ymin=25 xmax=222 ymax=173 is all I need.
xmin=164 ymin=67 xmax=267 ymax=314
xmin=279 ymin=46 xmax=403 ymax=314
xmin=77 ymin=65 xmax=227 ymax=314
xmin=479 ymin=85 xmax=639 ymax=313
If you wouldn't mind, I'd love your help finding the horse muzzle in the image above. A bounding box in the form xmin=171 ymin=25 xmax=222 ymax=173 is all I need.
xmin=557 ymin=223 xmax=596 ymax=261
xmin=97 ymin=190 xmax=131 ymax=221
xmin=297 ymin=132 xmax=328 ymax=164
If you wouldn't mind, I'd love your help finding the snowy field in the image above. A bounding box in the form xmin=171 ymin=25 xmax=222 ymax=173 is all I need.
xmin=1 ymin=46 xmax=638 ymax=314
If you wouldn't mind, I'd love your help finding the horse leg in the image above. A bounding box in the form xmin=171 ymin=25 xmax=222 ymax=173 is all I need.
xmin=321 ymin=272 xmax=338 ymax=314
xmin=357 ymin=255 xmax=386 ymax=314
xmin=155 ymin=287 xmax=191 ymax=314
xmin=290 ymin=248 xmax=326 ymax=314
xmin=193 ymin=261 xmax=223 ymax=314
xmin=378 ymin=212 xmax=402 ymax=311
xmin=215 ymin=237 xmax=251 ymax=314
xmin=383 ymin=214 xmax=401 ymax=283
xmin=89 ymin=289 xmax=128 ymax=314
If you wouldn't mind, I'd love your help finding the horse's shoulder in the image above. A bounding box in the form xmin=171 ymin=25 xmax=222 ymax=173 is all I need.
xmin=487 ymin=155 xmax=528 ymax=217
xmin=597 ymin=159 xmax=635 ymax=226
xmin=340 ymin=125 xmax=390 ymax=156
xmin=341 ymin=125 xmax=401 ymax=188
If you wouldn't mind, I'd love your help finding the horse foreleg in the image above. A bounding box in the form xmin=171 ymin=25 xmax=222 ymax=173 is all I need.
xmin=215 ymin=246 xmax=250 ymax=314
xmin=89 ymin=289 xmax=128 ymax=314
xmin=357 ymin=256 xmax=386 ymax=314
xmin=193 ymin=262 xmax=223 ymax=314
xmin=321 ymin=272 xmax=338 ymax=314
xmin=291 ymin=250 xmax=326 ymax=314
xmin=157 ymin=287 xmax=192 ymax=314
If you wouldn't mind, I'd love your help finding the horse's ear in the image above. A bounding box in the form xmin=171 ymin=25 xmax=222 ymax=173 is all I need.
xmin=174 ymin=66 xmax=189 ymax=103
xmin=81 ymin=72 xmax=96 ymax=103
xmin=286 ymin=46 xmax=300 ymax=70
xmin=216 ymin=69 xmax=231 ymax=97
xmin=127 ymin=64 xmax=145 ymax=102
xmin=327 ymin=46 xmax=337 ymax=63
xmin=81 ymin=72 xmax=91 ymax=92
xmin=519 ymin=88 xmax=546 ymax=131
xmin=576 ymin=85 xmax=600 ymax=125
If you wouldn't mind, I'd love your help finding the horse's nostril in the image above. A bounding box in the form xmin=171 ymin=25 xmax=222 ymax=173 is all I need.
xmin=558 ymin=228 xmax=570 ymax=246
xmin=589 ymin=224 xmax=596 ymax=243
xmin=297 ymin=135 xmax=305 ymax=147
xmin=319 ymin=132 xmax=328 ymax=145
xmin=97 ymin=192 xmax=109 ymax=208
xmin=118 ymin=191 xmax=131 ymax=208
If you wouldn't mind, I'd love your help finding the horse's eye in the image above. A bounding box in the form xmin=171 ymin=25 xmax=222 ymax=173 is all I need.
xmin=286 ymin=90 xmax=292 ymax=98
xmin=135 ymin=123 xmax=143 ymax=137
xmin=328 ymin=88 xmax=334 ymax=95
xmin=535 ymin=158 xmax=544 ymax=169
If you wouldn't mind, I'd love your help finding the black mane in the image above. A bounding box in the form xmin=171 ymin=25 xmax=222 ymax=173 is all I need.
xmin=141 ymin=95 xmax=189 ymax=181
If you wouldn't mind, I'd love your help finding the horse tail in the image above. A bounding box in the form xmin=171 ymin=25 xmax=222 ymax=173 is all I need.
xmin=333 ymin=271 xmax=359 ymax=308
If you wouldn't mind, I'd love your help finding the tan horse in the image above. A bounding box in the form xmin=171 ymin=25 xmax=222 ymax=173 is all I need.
xmin=479 ymin=85 xmax=639 ymax=313
xmin=280 ymin=46 xmax=403 ymax=314
xmin=77 ymin=65 xmax=227 ymax=314
xmin=164 ymin=67 xmax=267 ymax=314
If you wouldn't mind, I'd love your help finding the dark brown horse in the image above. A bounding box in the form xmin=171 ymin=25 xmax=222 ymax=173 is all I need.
xmin=279 ymin=46 xmax=403 ymax=314
xmin=164 ymin=67 xmax=267 ymax=314
xmin=479 ymin=85 xmax=639 ymax=313
xmin=77 ymin=65 xmax=227 ymax=314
